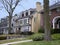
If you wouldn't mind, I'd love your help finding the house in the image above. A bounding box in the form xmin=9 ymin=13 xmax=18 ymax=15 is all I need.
xmin=50 ymin=2 xmax=60 ymax=29
xmin=14 ymin=2 xmax=60 ymax=33
xmin=12 ymin=2 xmax=43 ymax=33
xmin=0 ymin=2 xmax=60 ymax=34
xmin=40 ymin=2 xmax=60 ymax=29
xmin=0 ymin=17 xmax=9 ymax=34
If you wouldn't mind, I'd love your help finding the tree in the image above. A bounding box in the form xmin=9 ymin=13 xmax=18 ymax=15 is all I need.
xmin=0 ymin=0 xmax=22 ymax=34
xmin=44 ymin=0 xmax=51 ymax=41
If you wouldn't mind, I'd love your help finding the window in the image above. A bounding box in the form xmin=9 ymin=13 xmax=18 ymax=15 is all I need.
xmin=26 ymin=12 xmax=28 ymax=16
xmin=19 ymin=27 xmax=21 ymax=30
xmin=24 ymin=19 xmax=27 ymax=24
xmin=20 ymin=20 xmax=23 ymax=24
xmin=12 ymin=24 xmax=13 ymax=27
xmin=30 ymin=11 xmax=34 ymax=15
xmin=15 ymin=14 xmax=17 ymax=16
xmin=22 ymin=13 xmax=24 ymax=17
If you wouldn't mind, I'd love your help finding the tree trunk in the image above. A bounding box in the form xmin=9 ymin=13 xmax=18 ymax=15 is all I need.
xmin=44 ymin=0 xmax=51 ymax=41
xmin=8 ymin=13 xmax=12 ymax=34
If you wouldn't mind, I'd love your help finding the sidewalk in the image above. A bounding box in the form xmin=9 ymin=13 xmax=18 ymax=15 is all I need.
xmin=0 ymin=40 xmax=32 ymax=45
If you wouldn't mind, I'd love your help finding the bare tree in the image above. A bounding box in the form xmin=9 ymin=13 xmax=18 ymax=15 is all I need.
xmin=44 ymin=0 xmax=51 ymax=41
xmin=0 ymin=0 xmax=22 ymax=34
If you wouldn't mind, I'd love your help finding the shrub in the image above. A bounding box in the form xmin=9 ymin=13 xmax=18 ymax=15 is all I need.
xmin=0 ymin=36 xmax=6 ymax=40
xmin=33 ymin=36 xmax=44 ymax=41
xmin=38 ymin=28 xmax=44 ymax=33
xmin=28 ymin=33 xmax=44 ymax=41
xmin=20 ymin=31 xmax=34 ymax=35
xmin=51 ymin=29 xmax=60 ymax=34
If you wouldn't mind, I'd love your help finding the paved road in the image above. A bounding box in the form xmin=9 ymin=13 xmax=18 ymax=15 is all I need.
xmin=0 ymin=40 xmax=32 ymax=45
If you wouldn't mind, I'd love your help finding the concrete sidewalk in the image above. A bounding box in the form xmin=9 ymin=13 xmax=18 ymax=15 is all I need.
xmin=0 ymin=40 xmax=32 ymax=45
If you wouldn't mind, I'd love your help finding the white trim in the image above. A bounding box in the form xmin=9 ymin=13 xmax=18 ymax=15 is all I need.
xmin=52 ymin=16 xmax=60 ymax=29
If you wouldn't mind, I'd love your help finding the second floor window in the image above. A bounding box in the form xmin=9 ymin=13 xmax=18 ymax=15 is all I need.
xmin=24 ymin=19 xmax=27 ymax=24
xmin=12 ymin=24 xmax=13 ymax=27
xmin=20 ymin=20 xmax=23 ymax=24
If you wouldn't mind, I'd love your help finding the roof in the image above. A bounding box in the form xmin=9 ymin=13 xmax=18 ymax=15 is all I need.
xmin=50 ymin=2 xmax=60 ymax=10
xmin=15 ymin=2 xmax=60 ymax=21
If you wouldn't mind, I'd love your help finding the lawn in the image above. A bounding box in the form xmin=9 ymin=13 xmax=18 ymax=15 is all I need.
xmin=12 ymin=33 xmax=60 ymax=45
xmin=0 ymin=33 xmax=60 ymax=45
xmin=12 ymin=40 xmax=60 ymax=45
xmin=0 ymin=38 xmax=27 ymax=44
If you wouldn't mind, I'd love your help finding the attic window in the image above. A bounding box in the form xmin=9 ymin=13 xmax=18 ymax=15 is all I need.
xmin=30 ymin=11 xmax=34 ymax=14
xmin=22 ymin=13 xmax=24 ymax=17
xmin=26 ymin=12 xmax=28 ymax=16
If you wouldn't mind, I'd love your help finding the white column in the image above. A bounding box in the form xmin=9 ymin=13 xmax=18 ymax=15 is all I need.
xmin=53 ymin=19 xmax=55 ymax=29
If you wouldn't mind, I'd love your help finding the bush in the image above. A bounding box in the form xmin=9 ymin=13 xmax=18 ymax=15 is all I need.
xmin=0 ymin=36 xmax=6 ymax=40
xmin=20 ymin=31 xmax=34 ymax=35
xmin=33 ymin=36 xmax=44 ymax=41
xmin=38 ymin=28 xmax=44 ymax=33
xmin=28 ymin=33 xmax=44 ymax=41
xmin=51 ymin=29 xmax=60 ymax=34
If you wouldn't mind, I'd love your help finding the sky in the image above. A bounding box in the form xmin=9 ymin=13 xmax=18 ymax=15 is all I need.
xmin=0 ymin=0 xmax=58 ymax=19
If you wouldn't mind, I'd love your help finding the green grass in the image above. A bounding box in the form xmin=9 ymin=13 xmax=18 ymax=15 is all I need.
xmin=12 ymin=33 xmax=60 ymax=45
xmin=0 ymin=33 xmax=60 ymax=45
xmin=52 ymin=33 xmax=60 ymax=40
xmin=0 ymin=38 xmax=28 ymax=44
xmin=12 ymin=40 xmax=60 ymax=45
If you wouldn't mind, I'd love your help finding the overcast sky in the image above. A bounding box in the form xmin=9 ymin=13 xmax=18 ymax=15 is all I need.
xmin=0 ymin=0 xmax=58 ymax=19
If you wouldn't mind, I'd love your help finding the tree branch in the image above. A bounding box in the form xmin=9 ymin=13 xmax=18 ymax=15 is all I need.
xmin=2 ymin=0 xmax=10 ymax=13
xmin=13 ymin=0 xmax=22 ymax=11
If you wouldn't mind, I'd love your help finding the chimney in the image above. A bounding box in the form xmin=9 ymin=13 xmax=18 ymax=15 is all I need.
xmin=36 ymin=2 xmax=42 ymax=12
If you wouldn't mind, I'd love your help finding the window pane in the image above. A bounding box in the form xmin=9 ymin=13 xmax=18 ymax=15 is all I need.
xmin=20 ymin=20 xmax=23 ymax=24
xmin=24 ymin=19 xmax=27 ymax=24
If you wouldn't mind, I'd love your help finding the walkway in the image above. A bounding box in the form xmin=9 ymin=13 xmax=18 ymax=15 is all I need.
xmin=0 ymin=40 xmax=32 ymax=45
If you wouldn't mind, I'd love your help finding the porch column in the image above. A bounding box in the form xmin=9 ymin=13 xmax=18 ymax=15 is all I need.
xmin=53 ymin=20 xmax=55 ymax=29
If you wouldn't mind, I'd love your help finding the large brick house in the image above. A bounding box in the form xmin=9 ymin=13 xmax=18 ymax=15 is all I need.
xmin=40 ymin=2 xmax=60 ymax=29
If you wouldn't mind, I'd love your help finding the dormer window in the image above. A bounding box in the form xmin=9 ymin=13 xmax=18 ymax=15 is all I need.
xmin=30 ymin=11 xmax=34 ymax=15
xmin=26 ymin=12 xmax=28 ymax=16
xmin=22 ymin=13 xmax=24 ymax=17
